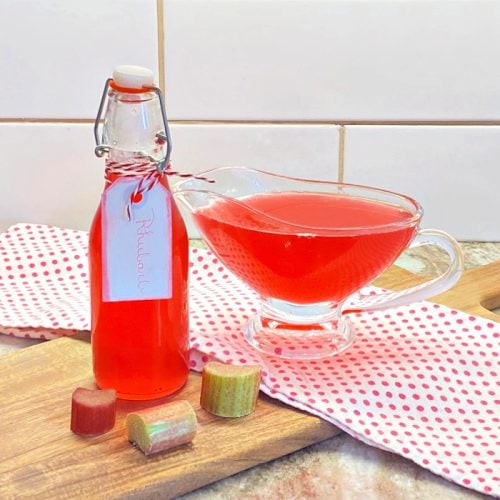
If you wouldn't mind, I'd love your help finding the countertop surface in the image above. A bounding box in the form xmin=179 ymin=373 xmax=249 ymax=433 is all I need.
xmin=1 ymin=241 xmax=499 ymax=499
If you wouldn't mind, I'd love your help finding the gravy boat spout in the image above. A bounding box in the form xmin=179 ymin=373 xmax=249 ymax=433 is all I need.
xmin=173 ymin=167 xmax=328 ymax=234
xmin=174 ymin=189 xmax=293 ymax=234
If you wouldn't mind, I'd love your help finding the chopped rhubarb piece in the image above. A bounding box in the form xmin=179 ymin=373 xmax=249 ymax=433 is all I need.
xmin=71 ymin=387 xmax=117 ymax=437
xmin=126 ymin=400 xmax=197 ymax=456
xmin=200 ymin=361 xmax=261 ymax=417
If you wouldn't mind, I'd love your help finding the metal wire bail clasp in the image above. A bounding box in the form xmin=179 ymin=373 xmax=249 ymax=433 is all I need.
xmin=93 ymin=79 xmax=173 ymax=172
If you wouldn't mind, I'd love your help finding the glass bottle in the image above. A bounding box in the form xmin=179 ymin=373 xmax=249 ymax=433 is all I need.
xmin=90 ymin=65 xmax=189 ymax=400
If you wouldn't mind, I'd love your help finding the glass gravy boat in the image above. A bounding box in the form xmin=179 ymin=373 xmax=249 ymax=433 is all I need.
xmin=174 ymin=167 xmax=464 ymax=359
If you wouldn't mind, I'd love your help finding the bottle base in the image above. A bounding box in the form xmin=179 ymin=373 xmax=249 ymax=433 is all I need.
xmin=97 ymin=377 xmax=188 ymax=401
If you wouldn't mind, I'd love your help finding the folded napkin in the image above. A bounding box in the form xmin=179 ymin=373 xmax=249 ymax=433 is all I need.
xmin=0 ymin=223 xmax=498 ymax=497
xmin=0 ymin=224 xmax=88 ymax=339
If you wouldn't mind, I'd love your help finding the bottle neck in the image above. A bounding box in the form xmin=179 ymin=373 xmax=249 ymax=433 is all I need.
xmin=104 ymin=155 xmax=165 ymax=185
xmin=103 ymin=88 xmax=165 ymax=164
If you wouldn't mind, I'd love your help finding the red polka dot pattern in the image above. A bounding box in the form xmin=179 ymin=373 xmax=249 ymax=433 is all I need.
xmin=0 ymin=224 xmax=89 ymax=339
xmin=0 ymin=224 xmax=498 ymax=496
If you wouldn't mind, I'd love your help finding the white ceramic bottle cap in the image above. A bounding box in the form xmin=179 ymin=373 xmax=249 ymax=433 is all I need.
xmin=112 ymin=65 xmax=154 ymax=89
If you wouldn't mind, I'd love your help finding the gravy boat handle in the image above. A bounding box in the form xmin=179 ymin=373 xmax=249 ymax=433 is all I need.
xmin=343 ymin=229 xmax=464 ymax=313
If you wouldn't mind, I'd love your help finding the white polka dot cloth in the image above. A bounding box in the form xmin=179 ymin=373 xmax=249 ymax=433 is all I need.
xmin=0 ymin=223 xmax=498 ymax=496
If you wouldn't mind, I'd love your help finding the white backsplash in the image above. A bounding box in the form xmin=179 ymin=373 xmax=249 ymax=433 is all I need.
xmin=170 ymin=124 xmax=340 ymax=180
xmin=0 ymin=0 xmax=498 ymax=240
xmin=0 ymin=124 xmax=101 ymax=231
xmin=343 ymin=125 xmax=500 ymax=241
xmin=0 ymin=0 xmax=158 ymax=119
xmin=163 ymin=0 xmax=500 ymax=121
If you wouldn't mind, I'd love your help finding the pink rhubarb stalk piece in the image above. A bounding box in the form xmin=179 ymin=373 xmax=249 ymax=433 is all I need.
xmin=126 ymin=400 xmax=197 ymax=455
xmin=71 ymin=387 xmax=117 ymax=437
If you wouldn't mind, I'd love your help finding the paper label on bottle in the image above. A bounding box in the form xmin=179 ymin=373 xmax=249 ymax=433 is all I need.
xmin=101 ymin=178 xmax=172 ymax=302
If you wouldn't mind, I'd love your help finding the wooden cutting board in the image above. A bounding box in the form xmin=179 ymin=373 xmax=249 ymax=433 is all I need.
xmin=1 ymin=261 xmax=499 ymax=499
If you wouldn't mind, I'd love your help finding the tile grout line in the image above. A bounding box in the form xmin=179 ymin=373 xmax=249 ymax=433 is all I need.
xmin=337 ymin=126 xmax=345 ymax=182
xmin=160 ymin=119 xmax=500 ymax=126
xmin=2 ymin=118 xmax=500 ymax=126
xmin=156 ymin=0 xmax=165 ymax=92
xmin=0 ymin=118 xmax=94 ymax=124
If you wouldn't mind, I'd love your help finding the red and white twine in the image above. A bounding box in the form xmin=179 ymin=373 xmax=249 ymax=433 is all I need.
xmin=105 ymin=159 xmax=213 ymax=219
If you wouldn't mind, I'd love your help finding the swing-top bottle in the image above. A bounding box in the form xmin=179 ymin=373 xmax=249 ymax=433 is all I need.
xmin=90 ymin=65 xmax=189 ymax=400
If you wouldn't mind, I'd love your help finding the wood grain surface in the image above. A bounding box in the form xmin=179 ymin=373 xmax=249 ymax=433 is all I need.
xmin=0 ymin=261 xmax=498 ymax=499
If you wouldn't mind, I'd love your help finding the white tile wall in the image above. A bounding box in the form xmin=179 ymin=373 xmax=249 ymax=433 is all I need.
xmin=343 ymin=126 xmax=500 ymax=241
xmin=170 ymin=124 xmax=340 ymax=180
xmin=0 ymin=124 xmax=102 ymax=231
xmin=164 ymin=0 xmax=500 ymax=121
xmin=0 ymin=0 xmax=158 ymax=119
xmin=0 ymin=0 xmax=498 ymax=241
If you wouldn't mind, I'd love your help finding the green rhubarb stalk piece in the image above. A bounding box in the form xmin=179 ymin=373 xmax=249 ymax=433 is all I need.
xmin=126 ymin=400 xmax=197 ymax=456
xmin=200 ymin=361 xmax=262 ymax=417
